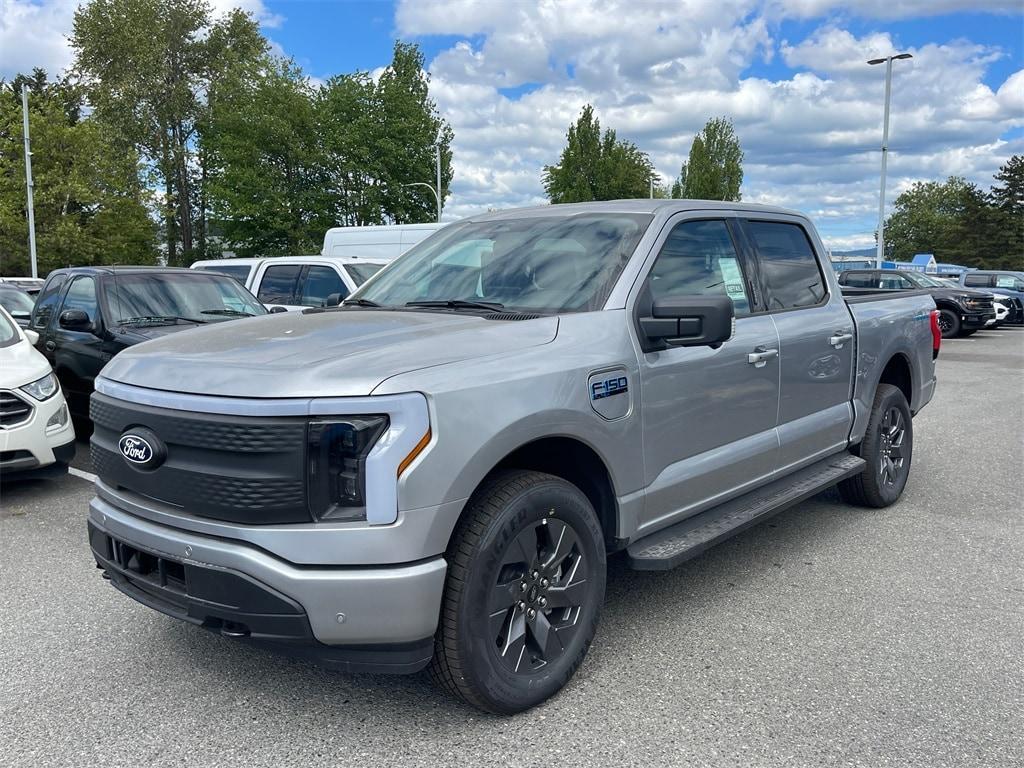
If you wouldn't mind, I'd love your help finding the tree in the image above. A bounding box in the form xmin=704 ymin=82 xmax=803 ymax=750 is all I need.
xmin=884 ymin=174 xmax=1022 ymax=270
xmin=990 ymin=155 xmax=1024 ymax=215
xmin=0 ymin=71 xmax=156 ymax=276
xmin=318 ymin=42 xmax=454 ymax=227
xmin=675 ymin=116 xmax=744 ymax=201
xmin=71 ymin=0 xmax=266 ymax=264
xmin=203 ymin=58 xmax=330 ymax=256
xmin=542 ymin=105 xmax=654 ymax=203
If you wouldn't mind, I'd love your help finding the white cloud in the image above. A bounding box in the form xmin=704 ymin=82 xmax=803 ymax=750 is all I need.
xmin=394 ymin=0 xmax=1024 ymax=246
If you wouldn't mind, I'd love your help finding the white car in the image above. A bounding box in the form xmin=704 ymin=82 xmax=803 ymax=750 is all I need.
xmin=988 ymin=294 xmax=1011 ymax=326
xmin=190 ymin=255 xmax=390 ymax=312
xmin=0 ymin=307 xmax=75 ymax=477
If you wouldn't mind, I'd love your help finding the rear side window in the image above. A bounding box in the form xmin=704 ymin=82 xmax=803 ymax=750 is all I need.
xmin=257 ymin=265 xmax=302 ymax=304
xmin=963 ymin=274 xmax=991 ymax=288
xmin=879 ymin=274 xmax=913 ymax=290
xmin=839 ymin=272 xmax=877 ymax=288
xmin=746 ymin=221 xmax=827 ymax=310
xmin=300 ymin=266 xmax=347 ymax=307
xmin=995 ymin=274 xmax=1024 ymax=290
xmin=647 ymin=219 xmax=752 ymax=316
xmin=30 ymin=274 xmax=68 ymax=330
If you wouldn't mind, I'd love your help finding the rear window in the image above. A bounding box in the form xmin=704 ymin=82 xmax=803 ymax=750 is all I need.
xmin=345 ymin=263 xmax=384 ymax=286
xmin=746 ymin=221 xmax=827 ymax=310
xmin=963 ymin=274 xmax=991 ymax=287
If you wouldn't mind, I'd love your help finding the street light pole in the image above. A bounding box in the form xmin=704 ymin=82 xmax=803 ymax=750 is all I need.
xmin=401 ymin=183 xmax=440 ymax=222
xmin=868 ymin=52 xmax=912 ymax=269
xmin=435 ymin=142 xmax=442 ymax=223
xmin=21 ymin=84 xmax=38 ymax=279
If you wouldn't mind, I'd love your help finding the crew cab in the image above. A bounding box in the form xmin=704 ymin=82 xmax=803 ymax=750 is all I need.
xmin=837 ymin=268 xmax=995 ymax=337
xmin=190 ymin=255 xmax=389 ymax=312
xmin=29 ymin=267 xmax=266 ymax=423
xmin=959 ymin=270 xmax=1024 ymax=325
xmin=85 ymin=201 xmax=938 ymax=714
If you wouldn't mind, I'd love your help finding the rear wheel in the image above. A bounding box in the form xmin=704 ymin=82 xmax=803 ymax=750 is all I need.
xmin=429 ymin=470 xmax=606 ymax=714
xmin=839 ymin=383 xmax=913 ymax=508
xmin=936 ymin=308 xmax=960 ymax=339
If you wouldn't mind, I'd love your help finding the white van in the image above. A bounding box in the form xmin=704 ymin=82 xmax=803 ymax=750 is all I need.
xmin=321 ymin=223 xmax=446 ymax=259
xmin=190 ymin=255 xmax=389 ymax=312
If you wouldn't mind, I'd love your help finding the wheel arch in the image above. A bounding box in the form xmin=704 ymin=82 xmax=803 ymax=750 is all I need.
xmin=877 ymin=352 xmax=913 ymax=408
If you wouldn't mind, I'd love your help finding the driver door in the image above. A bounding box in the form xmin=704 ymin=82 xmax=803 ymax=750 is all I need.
xmin=636 ymin=214 xmax=780 ymax=536
xmin=49 ymin=275 xmax=110 ymax=420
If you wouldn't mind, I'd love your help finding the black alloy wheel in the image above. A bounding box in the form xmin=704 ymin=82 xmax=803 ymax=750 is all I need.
xmin=937 ymin=308 xmax=960 ymax=339
xmin=429 ymin=470 xmax=606 ymax=714
xmin=877 ymin=405 xmax=907 ymax=487
xmin=839 ymin=383 xmax=913 ymax=508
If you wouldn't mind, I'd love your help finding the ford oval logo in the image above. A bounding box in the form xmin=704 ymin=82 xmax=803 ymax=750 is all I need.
xmin=119 ymin=434 xmax=155 ymax=464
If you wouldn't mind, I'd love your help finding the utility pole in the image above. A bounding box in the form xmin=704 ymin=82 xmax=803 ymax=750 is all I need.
xmin=21 ymin=84 xmax=38 ymax=279
xmin=868 ymin=53 xmax=912 ymax=269
xmin=435 ymin=142 xmax=442 ymax=223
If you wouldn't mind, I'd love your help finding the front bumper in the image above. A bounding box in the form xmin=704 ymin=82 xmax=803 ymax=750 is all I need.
xmin=961 ymin=311 xmax=996 ymax=329
xmin=88 ymin=497 xmax=447 ymax=673
xmin=0 ymin=389 xmax=75 ymax=475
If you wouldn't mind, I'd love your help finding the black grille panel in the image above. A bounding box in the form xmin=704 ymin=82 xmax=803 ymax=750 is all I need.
xmin=1 ymin=391 xmax=33 ymax=427
xmin=90 ymin=392 xmax=310 ymax=524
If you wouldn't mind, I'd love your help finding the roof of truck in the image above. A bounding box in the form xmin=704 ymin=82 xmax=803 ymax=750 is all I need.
xmin=469 ymin=199 xmax=804 ymax=221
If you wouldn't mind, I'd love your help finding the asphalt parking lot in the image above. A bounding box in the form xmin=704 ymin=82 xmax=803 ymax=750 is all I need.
xmin=2 ymin=328 xmax=1022 ymax=768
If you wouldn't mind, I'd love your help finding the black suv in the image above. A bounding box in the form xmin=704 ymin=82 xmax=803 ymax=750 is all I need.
xmin=29 ymin=267 xmax=266 ymax=423
xmin=837 ymin=269 xmax=996 ymax=338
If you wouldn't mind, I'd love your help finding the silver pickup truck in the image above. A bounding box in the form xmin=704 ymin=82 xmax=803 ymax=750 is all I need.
xmin=86 ymin=201 xmax=940 ymax=713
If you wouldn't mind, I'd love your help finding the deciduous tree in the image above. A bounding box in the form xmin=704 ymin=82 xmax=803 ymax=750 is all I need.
xmin=674 ymin=117 xmax=744 ymax=201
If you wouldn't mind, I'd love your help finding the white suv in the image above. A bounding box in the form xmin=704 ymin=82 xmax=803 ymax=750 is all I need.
xmin=0 ymin=307 xmax=75 ymax=477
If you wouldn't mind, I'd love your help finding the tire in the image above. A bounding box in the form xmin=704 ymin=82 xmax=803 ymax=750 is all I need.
xmin=959 ymin=328 xmax=978 ymax=337
xmin=428 ymin=470 xmax=606 ymax=714
xmin=936 ymin=308 xmax=960 ymax=339
xmin=839 ymin=383 xmax=913 ymax=508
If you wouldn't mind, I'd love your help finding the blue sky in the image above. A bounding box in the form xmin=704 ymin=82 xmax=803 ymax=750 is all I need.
xmin=1 ymin=0 xmax=1022 ymax=249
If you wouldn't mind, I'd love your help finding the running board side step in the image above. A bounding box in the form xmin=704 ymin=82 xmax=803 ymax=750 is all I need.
xmin=626 ymin=453 xmax=866 ymax=571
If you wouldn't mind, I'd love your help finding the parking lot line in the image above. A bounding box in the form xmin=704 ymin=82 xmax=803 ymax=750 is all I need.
xmin=68 ymin=466 xmax=97 ymax=483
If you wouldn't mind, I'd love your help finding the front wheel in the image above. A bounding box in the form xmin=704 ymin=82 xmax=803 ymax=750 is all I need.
xmin=839 ymin=383 xmax=913 ymax=508
xmin=937 ymin=308 xmax=960 ymax=339
xmin=429 ymin=470 xmax=606 ymax=714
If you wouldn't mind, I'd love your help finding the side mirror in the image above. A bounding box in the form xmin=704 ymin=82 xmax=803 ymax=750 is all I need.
xmin=325 ymin=293 xmax=343 ymax=307
xmin=58 ymin=308 xmax=92 ymax=331
xmin=24 ymin=328 xmax=39 ymax=345
xmin=268 ymin=306 xmax=288 ymax=314
xmin=640 ymin=295 xmax=734 ymax=348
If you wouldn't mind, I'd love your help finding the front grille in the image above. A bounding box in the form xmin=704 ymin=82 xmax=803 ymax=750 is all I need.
xmin=0 ymin=391 xmax=33 ymax=428
xmin=964 ymin=298 xmax=994 ymax=312
xmin=90 ymin=392 xmax=310 ymax=524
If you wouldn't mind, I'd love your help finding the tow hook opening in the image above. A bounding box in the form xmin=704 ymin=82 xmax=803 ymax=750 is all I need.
xmin=205 ymin=618 xmax=251 ymax=638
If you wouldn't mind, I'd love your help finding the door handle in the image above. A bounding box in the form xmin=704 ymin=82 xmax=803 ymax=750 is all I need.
xmin=45 ymin=341 xmax=56 ymax=352
xmin=829 ymin=332 xmax=854 ymax=348
xmin=747 ymin=347 xmax=779 ymax=368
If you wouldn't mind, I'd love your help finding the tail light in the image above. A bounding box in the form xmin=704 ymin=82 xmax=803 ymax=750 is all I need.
xmin=930 ymin=309 xmax=941 ymax=359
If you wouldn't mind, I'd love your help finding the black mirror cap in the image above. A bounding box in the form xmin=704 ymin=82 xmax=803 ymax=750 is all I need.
xmin=641 ymin=295 xmax=735 ymax=348
xmin=325 ymin=293 xmax=343 ymax=307
xmin=58 ymin=308 xmax=92 ymax=330
xmin=268 ymin=306 xmax=289 ymax=314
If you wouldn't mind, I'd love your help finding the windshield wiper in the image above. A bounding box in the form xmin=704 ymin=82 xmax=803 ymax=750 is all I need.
xmin=342 ymin=297 xmax=382 ymax=308
xmin=405 ymin=299 xmax=505 ymax=313
xmin=118 ymin=315 xmax=207 ymax=326
xmin=200 ymin=308 xmax=254 ymax=317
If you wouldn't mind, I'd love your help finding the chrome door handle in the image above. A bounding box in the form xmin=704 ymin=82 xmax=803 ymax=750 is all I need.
xmin=747 ymin=347 xmax=779 ymax=368
xmin=829 ymin=332 xmax=854 ymax=348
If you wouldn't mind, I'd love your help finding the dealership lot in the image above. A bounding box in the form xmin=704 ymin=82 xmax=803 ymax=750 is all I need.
xmin=1 ymin=329 xmax=1022 ymax=767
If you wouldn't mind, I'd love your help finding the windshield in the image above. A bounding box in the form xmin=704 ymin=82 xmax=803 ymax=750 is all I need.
xmin=194 ymin=264 xmax=252 ymax=284
xmin=353 ymin=213 xmax=652 ymax=313
xmin=0 ymin=309 xmax=18 ymax=347
xmin=344 ymin=263 xmax=384 ymax=286
xmin=0 ymin=287 xmax=35 ymax=316
xmin=106 ymin=273 xmax=267 ymax=325
xmin=903 ymin=272 xmax=948 ymax=288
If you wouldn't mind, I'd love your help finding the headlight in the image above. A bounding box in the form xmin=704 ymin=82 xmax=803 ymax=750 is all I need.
xmin=20 ymin=373 xmax=58 ymax=401
xmin=306 ymin=416 xmax=388 ymax=521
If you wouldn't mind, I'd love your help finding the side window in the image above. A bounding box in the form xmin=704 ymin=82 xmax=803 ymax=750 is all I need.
xmin=746 ymin=221 xmax=827 ymax=310
xmin=879 ymin=274 xmax=912 ymax=290
xmin=300 ymin=266 xmax=347 ymax=307
xmin=994 ymin=274 xmax=1024 ymax=290
xmin=840 ymin=272 xmax=877 ymax=288
xmin=647 ymin=219 xmax=751 ymax=316
xmin=964 ymin=274 xmax=991 ymax=288
xmin=257 ymin=265 xmax=302 ymax=304
xmin=30 ymin=274 xmax=68 ymax=330
xmin=60 ymin=276 xmax=99 ymax=322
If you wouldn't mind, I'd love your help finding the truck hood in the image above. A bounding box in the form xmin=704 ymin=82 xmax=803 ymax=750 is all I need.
xmin=99 ymin=309 xmax=559 ymax=398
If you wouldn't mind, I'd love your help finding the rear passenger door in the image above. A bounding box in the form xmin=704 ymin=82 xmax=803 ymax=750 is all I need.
xmin=636 ymin=215 xmax=780 ymax=534
xmin=741 ymin=218 xmax=855 ymax=473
